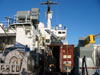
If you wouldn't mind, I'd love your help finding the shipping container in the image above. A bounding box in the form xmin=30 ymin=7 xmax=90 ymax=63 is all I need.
xmin=47 ymin=44 xmax=74 ymax=74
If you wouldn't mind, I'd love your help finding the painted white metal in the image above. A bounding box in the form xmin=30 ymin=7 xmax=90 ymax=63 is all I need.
xmin=93 ymin=45 xmax=100 ymax=66
xmin=0 ymin=5 xmax=67 ymax=74
xmin=79 ymin=58 xmax=96 ymax=75
xmin=47 ymin=12 xmax=52 ymax=29
xmin=16 ymin=25 xmax=33 ymax=50
xmin=0 ymin=64 xmax=20 ymax=74
xmin=5 ymin=50 xmax=24 ymax=64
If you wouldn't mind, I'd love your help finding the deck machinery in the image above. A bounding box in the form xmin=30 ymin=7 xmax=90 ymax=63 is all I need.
xmin=75 ymin=34 xmax=100 ymax=75
xmin=0 ymin=0 xmax=74 ymax=75
xmin=0 ymin=0 xmax=100 ymax=75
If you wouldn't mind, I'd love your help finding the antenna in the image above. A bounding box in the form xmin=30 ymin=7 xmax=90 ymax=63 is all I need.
xmin=95 ymin=33 xmax=100 ymax=39
xmin=41 ymin=0 xmax=58 ymax=12
xmin=41 ymin=0 xmax=58 ymax=29
xmin=5 ymin=16 xmax=14 ymax=26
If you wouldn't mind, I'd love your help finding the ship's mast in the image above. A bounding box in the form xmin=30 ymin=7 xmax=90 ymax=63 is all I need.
xmin=41 ymin=0 xmax=57 ymax=29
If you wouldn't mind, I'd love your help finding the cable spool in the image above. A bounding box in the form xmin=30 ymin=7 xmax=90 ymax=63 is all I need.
xmin=27 ymin=55 xmax=35 ymax=72
xmin=4 ymin=49 xmax=25 ymax=72
xmin=5 ymin=49 xmax=25 ymax=64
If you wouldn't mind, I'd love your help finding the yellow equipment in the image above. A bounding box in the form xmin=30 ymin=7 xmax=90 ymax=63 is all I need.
xmin=84 ymin=33 xmax=100 ymax=46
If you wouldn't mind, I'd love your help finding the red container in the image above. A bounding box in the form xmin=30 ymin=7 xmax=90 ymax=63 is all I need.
xmin=60 ymin=45 xmax=74 ymax=72
xmin=47 ymin=44 xmax=74 ymax=73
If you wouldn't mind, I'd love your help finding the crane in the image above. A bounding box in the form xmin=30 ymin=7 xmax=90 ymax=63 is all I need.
xmin=84 ymin=33 xmax=100 ymax=46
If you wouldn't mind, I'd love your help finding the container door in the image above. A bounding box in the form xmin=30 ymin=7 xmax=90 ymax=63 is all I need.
xmin=60 ymin=45 xmax=74 ymax=73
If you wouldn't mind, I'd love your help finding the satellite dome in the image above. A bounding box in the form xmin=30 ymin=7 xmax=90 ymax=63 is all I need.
xmin=38 ymin=22 xmax=44 ymax=29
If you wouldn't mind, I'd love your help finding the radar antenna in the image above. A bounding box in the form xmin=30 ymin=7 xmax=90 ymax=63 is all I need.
xmin=41 ymin=0 xmax=58 ymax=12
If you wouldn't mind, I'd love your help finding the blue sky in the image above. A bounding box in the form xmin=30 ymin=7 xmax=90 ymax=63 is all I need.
xmin=0 ymin=0 xmax=100 ymax=46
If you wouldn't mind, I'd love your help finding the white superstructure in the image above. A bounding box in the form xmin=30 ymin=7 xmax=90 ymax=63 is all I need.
xmin=0 ymin=0 xmax=68 ymax=74
xmin=0 ymin=6 xmax=67 ymax=50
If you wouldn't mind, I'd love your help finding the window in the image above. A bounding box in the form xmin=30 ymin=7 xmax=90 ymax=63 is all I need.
xmin=58 ymin=32 xmax=61 ymax=34
xmin=62 ymin=32 xmax=65 ymax=34
xmin=46 ymin=39 xmax=50 ymax=43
